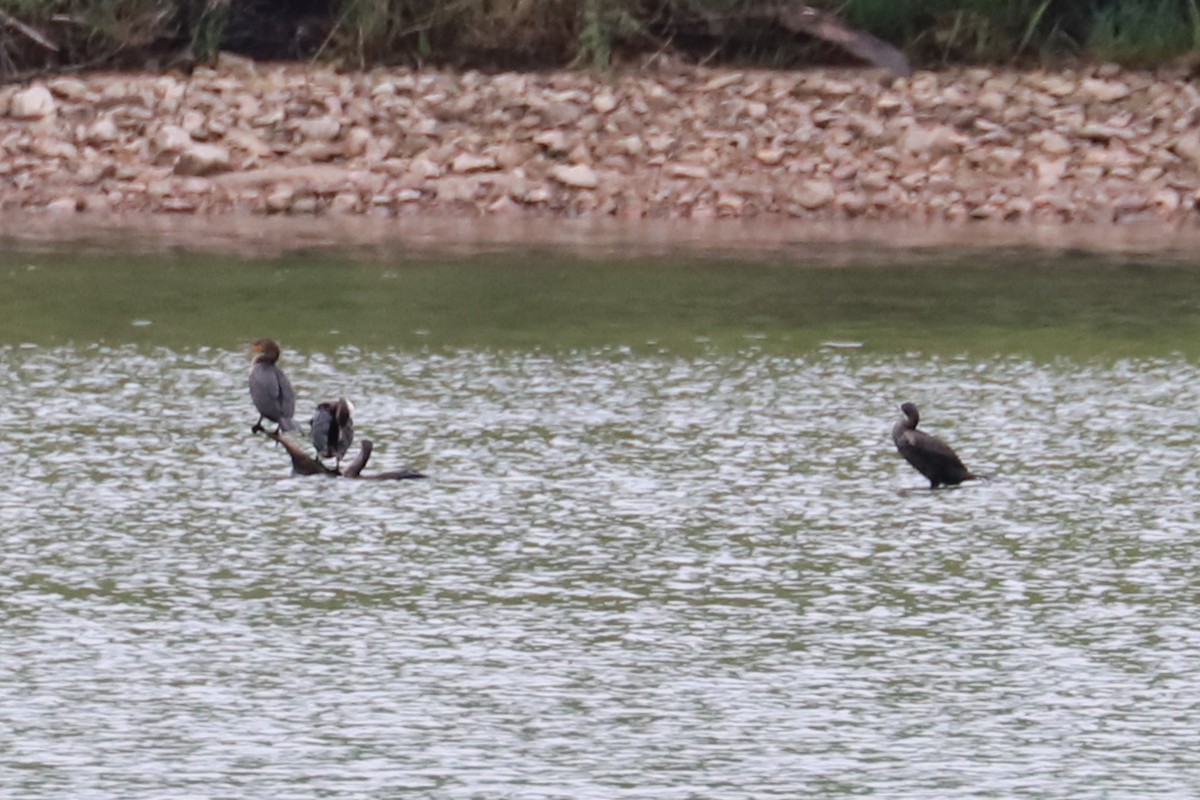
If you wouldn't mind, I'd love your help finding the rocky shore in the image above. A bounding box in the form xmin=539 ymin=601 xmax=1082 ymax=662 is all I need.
xmin=3 ymin=55 xmax=1200 ymax=224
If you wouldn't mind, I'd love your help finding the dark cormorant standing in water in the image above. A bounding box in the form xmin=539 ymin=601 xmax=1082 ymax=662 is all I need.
xmin=892 ymin=402 xmax=977 ymax=488
xmin=248 ymin=338 xmax=299 ymax=434
xmin=311 ymin=398 xmax=354 ymax=469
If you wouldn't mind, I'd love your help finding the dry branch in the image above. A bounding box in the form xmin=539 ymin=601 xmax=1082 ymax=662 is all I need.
xmin=0 ymin=10 xmax=58 ymax=53
xmin=774 ymin=5 xmax=912 ymax=77
xmin=261 ymin=430 xmax=426 ymax=481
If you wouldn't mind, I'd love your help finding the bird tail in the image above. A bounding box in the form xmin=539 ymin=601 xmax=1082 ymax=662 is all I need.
xmin=279 ymin=417 xmax=300 ymax=433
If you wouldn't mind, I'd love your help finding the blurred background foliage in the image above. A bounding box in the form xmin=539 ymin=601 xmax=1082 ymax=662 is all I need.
xmin=0 ymin=0 xmax=1197 ymax=75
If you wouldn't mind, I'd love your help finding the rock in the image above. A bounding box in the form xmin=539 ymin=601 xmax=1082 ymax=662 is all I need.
xmin=1034 ymin=156 xmax=1069 ymax=187
xmin=1172 ymin=130 xmax=1200 ymax=168
xmin=755 ymin=148 xmax=786 ymax=166
xmin=296 ymin=116 xmax=341 ymax=142
xmin=48 ymin=78 xmax=90 ymax=101
xmin=434 ymin=176 xmax=479 ymax=203
xmin=10 ymin=85 xmax=55 ymax=119
xmin=292 ymin=142 xmax=342 ymax=161
xmin=224 ymin=127 xmax=271 ymax=158
xmin=174 ymin=144 xmax=232 ymax=176
xmin=665 ymin=163 xmax=709 ymax=180
xmin=330 ymin=192 xmax=359 ymax=213
xmin=45 ymin=196 xmax=78 ymax=213
xmin=533 ymin=129 xmax=569 ymax=154
xmin=32 ymin=139 xmax=79 ymax=160
xmin=154 ymin=125 xmax=193 ymax=154
xmin=494 ymin=144 xmax=532 ymax=170
xmin=451 ymin=153 xmax=498 ymax=173
xmin=1080 ymin=78 xmax=1131 ymax=103
xmin=1031 ymin=74 xmax=1076 ymax=97
xmin=1035 ymin=130 xmax=1073 ymax=156
xmin=85 ymin=117 xmax=120 ymax=145
xmin=550 ymin=164 xmax=598 ymax=189
xmin=264 ymin=185 xmax=295 ymax=212
xmin=900 ymin=124 xmax=964 ymax=157
xmin=342 ymin=127 xmax=372 ymax=159
xmin=1153 ymin=188 xmax=1180 ymax=213
xmin=792 ymin=179 xmax=835 ymax=210
xmin=409 ymin=157 xmax=442 ymax=178
xmin=592 ymin=93 xmax=618 ymax=114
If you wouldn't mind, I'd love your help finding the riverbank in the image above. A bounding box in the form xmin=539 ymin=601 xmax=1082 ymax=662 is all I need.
xmin=3 ymin=56 xmax=1200 ymax=226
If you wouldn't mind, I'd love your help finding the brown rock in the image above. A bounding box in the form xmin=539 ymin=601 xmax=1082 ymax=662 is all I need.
xmin=154 ymin=125 xmax=193 ymax=154
xmin=452 ymin=153 xmax=498 ymax=173
xmin=1172 ymin=130 xmax=1200 ymax=168
xmin=1035 ymin=130 xmax=1073 ymax=156
xmin=792 ymin=179 xmax=835 ymax=210
xmin=550 ymin=164 xmax=598 ymax=189
xmin=10 ymin=85 xmax=55 ymax=119
xmin=264 ymin=186 xmax=294 ymax=213
xmin=175 ymin=144 xmax=232 ymax=176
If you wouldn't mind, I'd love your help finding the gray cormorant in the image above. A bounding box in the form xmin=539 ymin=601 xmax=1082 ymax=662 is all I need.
xmin=311 ymin=398 xmax=354 ymax=469
xmin=892 ymin=402 xmax=977 ymax=488
xmin=248 ymin=338 xmax=299 ymax=434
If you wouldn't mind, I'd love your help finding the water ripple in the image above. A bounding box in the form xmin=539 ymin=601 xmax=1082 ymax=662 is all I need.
xmin=1 ymin=345 xmax=1198 ymax=798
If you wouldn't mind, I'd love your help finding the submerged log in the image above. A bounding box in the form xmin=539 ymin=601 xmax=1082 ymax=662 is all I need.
xmin=261 ymin=430 xmax=426 ymax=480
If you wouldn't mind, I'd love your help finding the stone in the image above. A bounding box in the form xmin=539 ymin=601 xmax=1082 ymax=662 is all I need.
xmin=154 ymin=125 xmax=193 ymax=154
xmin=264 ymin=185 xmax=295 ymax=212
xmin=85 ymin=117 xmax=120 ymax=145
xmin=755 ymin=148 xmax=785 ymax=166
xmin=342 ymin=127 xmax=372 ymax=159
xmin=550 ymin=164 xmax=598 ymax=189
xmin=10 ymin=85 xmax=55 ymax=119
xmin=900 ymin=124 xmax=963 ymax=157
xmin=1036 ymin=130 xmax=1073 ymax=156
xmin=451 ymin=153 xmax=498 ymax=173
xmin=174 ymin=144 xmax=232 ymax=176
xmin=792 ymin=179 xmax=835 ymax=210
xmin=48 ymin=78 xmax=90 ymax=101
xmin=409 ymin=157 xmax=442 ymax=179
xmin=592 ymin=93 xmax=618 ymax=114
xmin=45 ymin=197 xmax=78 ymax=213
xmin=533 ymin=129 xmax=569 ymax=154
xmin=1080 ymin=78 xmax=1131 ymax=103
xmin=665 ymin=163 xmax=710 ymax=180
xmin=224 ymin=127 xmax=271 ymax=158
xmin=1034 ymin=156 xmax=1069 ymax=187
xmin=296 ymin=116 xmax=341 ymax=142
xmin=1172 ymin=130 xmax=1200 ymax=169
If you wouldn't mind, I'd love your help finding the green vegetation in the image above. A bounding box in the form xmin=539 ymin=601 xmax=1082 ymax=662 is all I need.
xmin=0 ymin=0 xmax=1198 ymax=75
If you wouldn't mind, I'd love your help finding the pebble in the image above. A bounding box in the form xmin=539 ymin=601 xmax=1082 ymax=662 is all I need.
xmin=0 ymin=61 xmax=1194 ymax=223
xmin=10 ymin=85 xmax=55 ymax=119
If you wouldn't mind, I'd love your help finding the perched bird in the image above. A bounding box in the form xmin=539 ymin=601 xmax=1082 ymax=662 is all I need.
xmin=892 ymin=402 xmax=977 ymax=488
xmin=311 ymin=397 xmax=354 ymax=468
xmin=248 ymin=338 xmax=299 ymax=434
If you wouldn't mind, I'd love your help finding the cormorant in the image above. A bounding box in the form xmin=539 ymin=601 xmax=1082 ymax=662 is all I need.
xmin=248 ymin=338 xmax=299 ymax=434
xmin=892 ymin=402 xmax=977 ymax=488
xmin=311 ymin=397 xmax=354 ymax=469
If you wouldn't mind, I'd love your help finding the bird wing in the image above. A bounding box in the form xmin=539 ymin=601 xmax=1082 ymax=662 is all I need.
xmin=276 ymin=369 xmax=295 ymax=419
xmin=896 ymin=429 xmax=969 ymax=483
xmin=249 ymin=363 xmax=280 ymax=415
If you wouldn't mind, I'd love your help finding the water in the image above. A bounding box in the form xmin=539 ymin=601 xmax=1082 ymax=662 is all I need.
xmin=3 ymin=241 xmax=1200 ymax=798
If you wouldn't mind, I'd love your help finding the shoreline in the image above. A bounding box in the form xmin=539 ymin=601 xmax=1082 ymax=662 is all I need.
xmin=3 ymin=57 xmax=1200 ymax=244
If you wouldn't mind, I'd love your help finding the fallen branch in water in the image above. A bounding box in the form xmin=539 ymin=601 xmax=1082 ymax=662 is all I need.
xmin=261 ymin=429 xmax=426 ymax=480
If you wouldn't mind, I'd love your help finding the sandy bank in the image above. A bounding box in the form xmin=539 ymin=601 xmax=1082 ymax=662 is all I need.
xmin=3 ymin=56 xmax=1200 ymax=231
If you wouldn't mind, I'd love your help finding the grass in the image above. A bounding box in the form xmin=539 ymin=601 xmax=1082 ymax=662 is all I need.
xmin=0 ymin=0 xmax=1198 ymax=75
